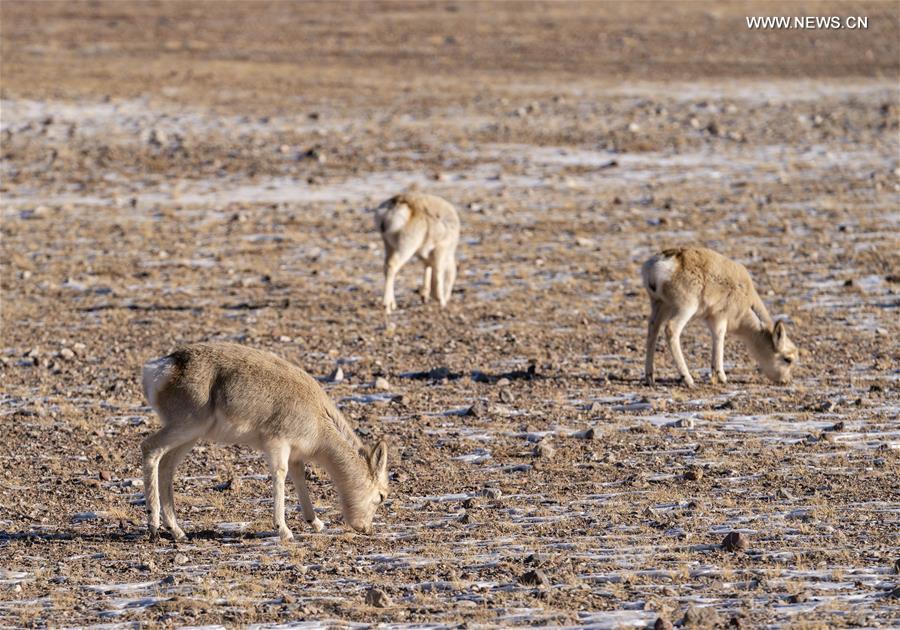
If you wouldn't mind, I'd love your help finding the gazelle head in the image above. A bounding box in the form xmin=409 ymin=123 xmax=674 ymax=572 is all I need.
xmin=345 ymin=440 xmax=389 ymax=534
xmin=756 ymin=320 xmax=799 ymax=384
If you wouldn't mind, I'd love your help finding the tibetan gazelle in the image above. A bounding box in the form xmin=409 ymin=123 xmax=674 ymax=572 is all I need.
xmin=375 ymin=193 xmax=460 ymax=313
xmin=642 ymin=247 xmax=798 ymax=387
xmin=140 ymin=342 xmax=389 ymax=541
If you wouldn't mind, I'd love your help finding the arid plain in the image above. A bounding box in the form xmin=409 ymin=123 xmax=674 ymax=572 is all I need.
xmin=1 ymin=2 xmax=898 ymax=627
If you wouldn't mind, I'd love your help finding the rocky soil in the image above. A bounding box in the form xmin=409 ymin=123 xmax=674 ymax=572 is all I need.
xmin=1 ymin=2 xmax=898 ymax=628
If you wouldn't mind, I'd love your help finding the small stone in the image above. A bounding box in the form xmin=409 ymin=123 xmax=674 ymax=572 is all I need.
xmin=574 ymin=427 xmax=596 ymax=440
xmin=461 ymin=497 xmax=480 ymax=509
xmin=160 ymin=574 xmax=177 ymax=585
xmin=465 ymin=401 xmax=489 ymax=418
xmin=675 ymin=417 xmax=695 ymax=429
xmin=364 ymin=587 xmax=391 ymax=607
xmin=174 ymin=554 xmax=188 ymax=565
xmin=391 ymin=394 xmax=410 ymax=406
xmin=99 ymin=470 xmax=112 ymax=482
xmin=374 ymin=377 xmax=390 ymax=390
xmin=480 ymin=487 xmax=502 ymax=500
xmin=722 ymin=531 xmax=749 ymax=552
xmin=59 ymin=348 xmax=76 ymax=361
xmin=532 ymin=442 xmax=555 ymax=459
xmin=327 ymin=366 xmax=344 ymax=383
xmin=518 ymin=569 xmax=550 ymax=587
xmin=499 ymin=389 xmax=515 ymax=404
xmin=458 ymin=512 xmax=475 ymax=524
xmin=787 ymin=591 xmax=809 ymax=603
xmin=681 ymin=605 xmax=722 ymax=628
xmin=213 ymin=477 xmax=240 ymax=492
xmin=496 ymin=378 xmax=511 ymax=387
xmin=654 ymin=617 xmax=674 ymax=630
xmin=816 ymin=400 xmax=837 ymax=413
xmin=523 ymin=553 xmax=545 ymax=567
xmin=827 ymin=421 xmax=845 ymax=432
xmin=684 ymin=467 xmax=703 ymax=481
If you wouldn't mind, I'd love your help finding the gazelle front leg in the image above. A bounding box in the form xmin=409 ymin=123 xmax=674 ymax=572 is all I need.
xmin=288 ymin=459 xmax=324 ymax=532
xmin=709 ymin=319 xmax=728 ymax=384
xmin=266 ymin=443 xmax=293 ymax=542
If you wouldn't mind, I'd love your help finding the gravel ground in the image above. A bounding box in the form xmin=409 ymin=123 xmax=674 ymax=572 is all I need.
xmin=1 ymin=2 xmax=898 ymax=628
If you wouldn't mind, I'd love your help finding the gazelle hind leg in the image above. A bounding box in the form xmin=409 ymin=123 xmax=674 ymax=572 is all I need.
xmin=421 ymin=265 xmax=432 ymax=303
xmin=158 ymin=439 xmax=198 ymax=540
xmin=142 ymin=423 xmax=203 ymax=541
xmin=288 ymin=459 xmax=324 ymax=532
xmin=442 ymin=253 xmax=457 ymax=305
xmin=383 ymin=241 xmax=419 ymax=313
xmin=644 ymin=299 xmax=669 ymax=385
xmin=665 ymin=304 xmax=698 ymax=388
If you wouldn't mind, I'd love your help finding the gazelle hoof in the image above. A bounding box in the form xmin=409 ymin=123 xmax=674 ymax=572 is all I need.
xmin=308 ymin=517 xmax=325 ymax=533
xmin=278 ymin=528 xmax=295 ymax=542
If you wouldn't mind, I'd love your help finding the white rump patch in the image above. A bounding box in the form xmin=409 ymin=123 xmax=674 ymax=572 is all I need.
xmin=141 ymin=357 xmax=174 ymax=410
xmin=644 ymin=255 xmax=678 ymax=295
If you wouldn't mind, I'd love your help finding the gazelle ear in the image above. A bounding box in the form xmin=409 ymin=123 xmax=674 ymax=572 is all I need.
xmin=369 ymin=440 xmax=388 ymax=475
xmin=773 ymin=320 xmax=788 ymax=350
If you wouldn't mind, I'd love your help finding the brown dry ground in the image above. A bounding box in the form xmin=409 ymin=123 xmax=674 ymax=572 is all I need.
xmin=1 ymin=1 xmax=899 ymax=628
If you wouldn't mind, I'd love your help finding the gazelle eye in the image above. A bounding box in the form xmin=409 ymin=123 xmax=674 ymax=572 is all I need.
xmin=378 ymin=493 xmax=385 ymax=504
xmin=784 ymin=357 xmax=794 ymax=364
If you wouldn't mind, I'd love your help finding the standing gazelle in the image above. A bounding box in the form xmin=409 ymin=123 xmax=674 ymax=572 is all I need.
xmin=140 ymin=342 xmax=389 ymax=542
xmin=375 ymin=192 xmax=460 ymax=313
xmin=642 ymin=247 xmax=798 ymax=387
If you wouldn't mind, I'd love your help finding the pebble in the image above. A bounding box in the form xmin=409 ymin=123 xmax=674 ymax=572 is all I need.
xmin=364 ymin=587 xmax=391 ymax=607
xmin=684 ymin=467 xmax=703 ymax=481
xmin=213 ymin=477 xmax=240 ymax=492
xmin=480 ymin=487 xmax=502 ymax=500
xmin=681 ymin=605 xmax=722 ymax=628
xmin=675 ymin=417 xmax=695 ymax=429
xmin=458 ymin=512 xmax=475 ymax=524
xmin=499 ymin=389 xmax=515 ymax=404
xmin=327 ymin=366 xmax=344 ymax=383
xmin=465 ymin=401 xmax=489 ymax=418
xmin=573 ymin=427 xmax=596 ymax=440
xmin=721 ymin=531 xmax=749 ymax=552
xmin=496 ymin=378 xmax=511 ymax=387
xmin=816 ymin=400 xmax=837 ymax=413
xmin=518 ymin=568 xmax=550 ymax=587
xmin=99 ymin=470 xmax=112 ymax=481
xmin=523 ymin=553 xmax=545 ymax=567
xmin=374 ymin=377 xmax=391 ymax=390
xmin=532 ymin=442 xmax=555 ymax=459
xmin=59 ymin=348 xmax=76 ymax=361
xmin=654 ymin=617 xmax=674 ymax=630
xmin=160 ymin=574 xmax=177 ymax=585
xmin=174 ymin=553 xmax=189 ymax=564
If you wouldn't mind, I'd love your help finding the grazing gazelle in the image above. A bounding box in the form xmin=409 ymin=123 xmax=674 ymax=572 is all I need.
xmin=375 ymin=192 xmax=460 ymax=313
xmin=642 ymin=247 xmax=798 ymax=387
xmin=140 ymin=342 xmax=389 ymax=542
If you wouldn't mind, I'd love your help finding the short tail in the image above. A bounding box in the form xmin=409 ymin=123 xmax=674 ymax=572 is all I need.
xmin=141 ymin=355 xmax=176 ymax=411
